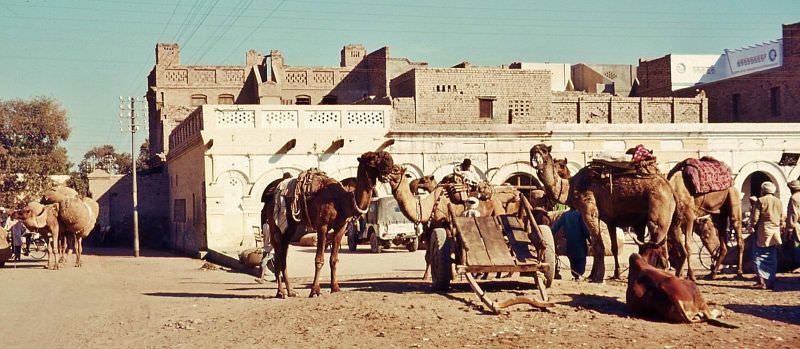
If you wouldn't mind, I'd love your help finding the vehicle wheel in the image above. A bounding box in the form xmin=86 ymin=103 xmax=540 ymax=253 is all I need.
xmin=430 ymin=228 xmax=452 ymax=291
xmin=30 ymin=240 xmax=47 ymax=260
xmin=532 ymin=225 xmax=556 ymax=288
xmin=406 ymin=237 xmax=419 ymax=252
xmin=347 ymin=223 xmax=358 ymax=252
xmin=697 ymin=240 xmax=714 ymax=271
xmin=369 ymin=230 xmax=383 ymax=254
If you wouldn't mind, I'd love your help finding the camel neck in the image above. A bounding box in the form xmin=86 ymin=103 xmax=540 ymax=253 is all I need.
xmin=539 ymin=157 xmax=570 ymax=205
xmin=352 ymin=167 xmax=374 ymax=214
xmin=391 ymin=174 xmax=430 ymax=223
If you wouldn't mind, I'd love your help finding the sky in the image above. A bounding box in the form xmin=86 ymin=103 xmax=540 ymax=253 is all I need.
xmin=0 ymin=0 xmax=797 ymax=168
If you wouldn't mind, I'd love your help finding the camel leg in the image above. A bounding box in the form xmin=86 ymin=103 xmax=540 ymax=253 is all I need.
xmin=329 ymin=225 xmax=348 ymax=293
xmin=272 ymin=228 xmax=296 ymax=298
xmin=74 ymin=235 xmax=83 ymax=267
xmin=609 ymin=224 xmax=621 ymax=280
xmin=578 ymin=199 xmax=605 ymax=283
xmin=50 ymin=224 xmax=60 ymax=270
xmin=731 ymin=205 xmax=744 ymax=278
xmin=671 ymin=219 xmax=689 ymax=277
xmin=684 ymin=219 xmax=695 ymax=281
xmin=309 ymin=227 xmax=327 ymax=298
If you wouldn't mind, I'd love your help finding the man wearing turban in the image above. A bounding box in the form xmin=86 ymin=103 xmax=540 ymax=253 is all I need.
xmin=751 ymin=181 xmax=784 ymax=289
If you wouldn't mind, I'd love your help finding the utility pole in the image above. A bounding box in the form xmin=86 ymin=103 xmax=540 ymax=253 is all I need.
xmin=120 ymin=96 xmax=145 ymax=257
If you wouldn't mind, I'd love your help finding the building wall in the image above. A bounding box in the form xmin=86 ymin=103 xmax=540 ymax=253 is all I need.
xmin=166 ymin=139 xmax=208 ymax=255
xmin=410 ymin=68 xmax=552 ymax=125
xmin=549 ymin=94 xmax=706 ymax=123
xmin=87 ymin=169 xmax=169 ymax=248
xmin=637 ymin=23 xmax=800 ymax=122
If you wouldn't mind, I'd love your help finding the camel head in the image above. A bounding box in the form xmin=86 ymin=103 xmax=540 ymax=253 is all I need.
xmin=410 ymin=175 xmax=437 ymax=194
xmin=529 ymin=143 xmax=553 ymax=171
xmin=694 ymin=215 xmax=721 ymax=258
xmin=634 ymin=236 xmax=669 ymax=270
xmin=18 ymin=201 xmax=50 ymax=230
xmin=555 ymin=158 xmax=571 ymax=179
xmin=357 ymin=151 xmax=395 ymax=184
xmin=386 ymin=165 xmax=408 ymax=192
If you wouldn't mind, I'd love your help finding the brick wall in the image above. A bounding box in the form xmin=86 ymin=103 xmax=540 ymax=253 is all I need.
xmin=548 ymin=93 xmax=706 ymax=123
xmin=637 ymin=55 xmax=673 ymax=97
xmin=410 ymin=68 xmax=551 ymax=125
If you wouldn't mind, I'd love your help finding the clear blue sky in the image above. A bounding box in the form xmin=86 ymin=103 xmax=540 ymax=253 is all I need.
xmin=0 ymin=0 xmax=797 ymax=168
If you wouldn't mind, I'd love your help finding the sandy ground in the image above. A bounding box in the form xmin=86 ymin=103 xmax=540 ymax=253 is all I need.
xmin=1 ymin=242 xmax=799 ymax=349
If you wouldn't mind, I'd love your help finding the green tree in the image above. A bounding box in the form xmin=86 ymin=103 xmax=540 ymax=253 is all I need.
xmin=0 ymin=97 xmax=71 ymax=208
xmin=136 ymin=138 xmax=151 ymax=171
xmin=78 ymin=145 xmax=132 ymax=175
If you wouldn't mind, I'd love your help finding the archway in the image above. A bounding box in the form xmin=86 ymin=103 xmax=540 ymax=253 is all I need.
xmin=740 ymin=171 xmax=777 ymax=213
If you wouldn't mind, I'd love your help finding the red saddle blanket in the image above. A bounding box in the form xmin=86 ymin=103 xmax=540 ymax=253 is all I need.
xmin=669 ymin=157 xmax=733 ymax=195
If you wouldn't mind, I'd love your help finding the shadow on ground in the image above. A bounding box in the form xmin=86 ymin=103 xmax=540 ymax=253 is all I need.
xmin=726 ymin=303 xmax=800 ymax=325
xmin=559 ymin=293 xmax=628 ymax=317
xmin=143 ymin=292 xmax=266 ymax=299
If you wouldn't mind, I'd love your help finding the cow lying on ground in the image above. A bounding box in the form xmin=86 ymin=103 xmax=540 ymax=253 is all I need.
xmin=626 ymin=253 xmax=736 ymax=327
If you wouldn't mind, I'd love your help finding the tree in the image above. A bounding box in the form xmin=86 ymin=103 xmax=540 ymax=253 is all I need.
xmin=136 ymin=138 xmax=151 ymax=171
xmin=0 ymin=97 xmax=71 ymax=208
xmin=78 ymin=145 xmax=132 ymax=175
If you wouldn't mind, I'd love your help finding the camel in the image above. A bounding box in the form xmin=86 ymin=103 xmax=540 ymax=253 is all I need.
xmin=262 ymin=151 xmax=394 ymax=298
xmin=666 ymin=165 xmax=743 ymax=280
xmin=17 ymin=187 xmax=99 ymax=269
xmin=409 ymin=175 xmax=436 ymax=194
xmin=529 ymin=143 xmax=677 ymax=282
xmin=386 ymin=165 xmax=557 ymax=286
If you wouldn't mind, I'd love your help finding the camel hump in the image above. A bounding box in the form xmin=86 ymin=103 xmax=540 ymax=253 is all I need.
xmin=59 ymin=197 xmax=97 ymax=235
xmin=42 ymin=186 xmax=79 ymax=204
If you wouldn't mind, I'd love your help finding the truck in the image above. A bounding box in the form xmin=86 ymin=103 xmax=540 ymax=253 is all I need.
xmin=347 ymin=196 xmax=421 ymax=253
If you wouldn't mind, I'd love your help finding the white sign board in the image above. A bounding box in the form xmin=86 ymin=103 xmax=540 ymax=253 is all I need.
xmin=670 ymin=55 xmax=729 ymax=91
xmin=725 ymin=40 xmax=782 ymax=75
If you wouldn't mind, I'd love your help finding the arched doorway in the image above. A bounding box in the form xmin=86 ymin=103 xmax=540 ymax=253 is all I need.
xmin=741 ymin=171 xmax=775 ymax=212
xmin=504 ymin=172 xmax=542 ymax=202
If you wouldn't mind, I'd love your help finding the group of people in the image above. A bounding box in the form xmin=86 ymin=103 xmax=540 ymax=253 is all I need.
xmin=1 ymin=207 xmax=32 ymax=262
xmin=749 ymin=179 xmax=800 ymax=290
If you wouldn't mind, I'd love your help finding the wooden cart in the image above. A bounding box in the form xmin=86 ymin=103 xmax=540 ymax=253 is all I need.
xmin=428 ymin=195 xmax=556 ymax=313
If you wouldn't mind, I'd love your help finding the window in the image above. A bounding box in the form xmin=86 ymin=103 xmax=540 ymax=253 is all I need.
xmin=770 ymin=87 xmax=781 ymax=116
xmin=295 ymin=95 xmax=311 ymax=105
xmin=732 ymin=93 xmax=741 ymax=121
xmin=479 ymin=97 xmax=494 ymax=118
xmin=190 ymin=94 xmax=207 ymax=106
xmin=218 ymin=94 xmax=234 ymax=104
xmin=173 ymin=199 xmax=186 ymax=223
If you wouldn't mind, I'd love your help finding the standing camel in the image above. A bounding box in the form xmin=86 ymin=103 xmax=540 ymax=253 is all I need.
xmin=667 ymin=162 xmax=743 ymax=280
xmin=262 ymin=151 xmax=394 ymax=298
xmin=386 ymin=166 xmax=557 ymax=286
xmin=529 ymin=144 xmax=677 ymax=282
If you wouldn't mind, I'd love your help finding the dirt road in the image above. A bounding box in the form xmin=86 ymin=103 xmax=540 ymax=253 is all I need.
xmin=1 ymin=246 xmax=798 ymax=349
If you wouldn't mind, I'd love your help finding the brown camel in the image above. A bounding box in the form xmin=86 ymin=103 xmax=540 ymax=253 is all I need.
xmin=17 ymin=194 xmax=98 ymax=269
xmin=385 ymin=166 xmax=559 ymax=286
xmin=262 ymin=151 xmax=394 ymax=298
xmin=409 ymin=175 xmax=436 ymax=194
xmin=667 ymin=166 xmax=743 ymax=280
xmin=530 ymin=144 xmax=677 ymax=282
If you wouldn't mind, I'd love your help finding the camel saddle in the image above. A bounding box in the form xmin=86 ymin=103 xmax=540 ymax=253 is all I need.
xmin=587 ymin=158 xmax=660 ymax=181
xmin=668 ymin=157 xmax=733 ymax=195
xmin=440 ymin=173 xmax=493 ymax=204
xmin=289 ymin=168 xmax=330 ymax=222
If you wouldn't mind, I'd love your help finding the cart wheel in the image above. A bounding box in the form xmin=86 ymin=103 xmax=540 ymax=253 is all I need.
xmin=369 ymin=230 xmax=383 ymax=254
xmin=430 ymin=228 xmax=452 ymax=291
xmin=406 ymin=237 xmax=419 ymax=252
xmin=533 ymin=225 xmax=556 ymax=288
xmin=30 ymin=239 xmax=48 ymax=260
xmin=347 ymin=224 xmax=358 ymax=252
xmin=697 ymin=240 xmax=715 ymax=271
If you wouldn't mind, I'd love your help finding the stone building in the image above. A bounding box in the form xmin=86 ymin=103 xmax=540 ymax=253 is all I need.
xmin=91 ymin=40 xmax=796 ymax=258
xmin=637 ymin=22 xmax=800 ymax=122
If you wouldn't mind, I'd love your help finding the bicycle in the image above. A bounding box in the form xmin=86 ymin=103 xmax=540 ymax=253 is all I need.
xmin=23 ymin=234 xmax=48 ymax=260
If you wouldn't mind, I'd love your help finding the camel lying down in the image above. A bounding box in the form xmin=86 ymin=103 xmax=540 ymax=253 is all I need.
xmin=626 ymin=253 xmax=737 ymax=328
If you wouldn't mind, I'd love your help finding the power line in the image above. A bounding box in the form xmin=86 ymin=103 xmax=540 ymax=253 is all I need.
xmin=157 ymin=0 xmax=183 ymax=42
xmin=222 ymin=0 xmax=286 ymax=62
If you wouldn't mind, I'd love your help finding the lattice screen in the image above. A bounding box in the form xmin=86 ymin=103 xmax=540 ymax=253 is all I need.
xmin=345 ymin=111 xmax=384 ymax=128
xmin=305 ymin=111 xmax=340 ymax=128
xmin=260 ymin=110 xmax=298 ymax=128
xmin=218 ymin=110 xmax=255 ymax=128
